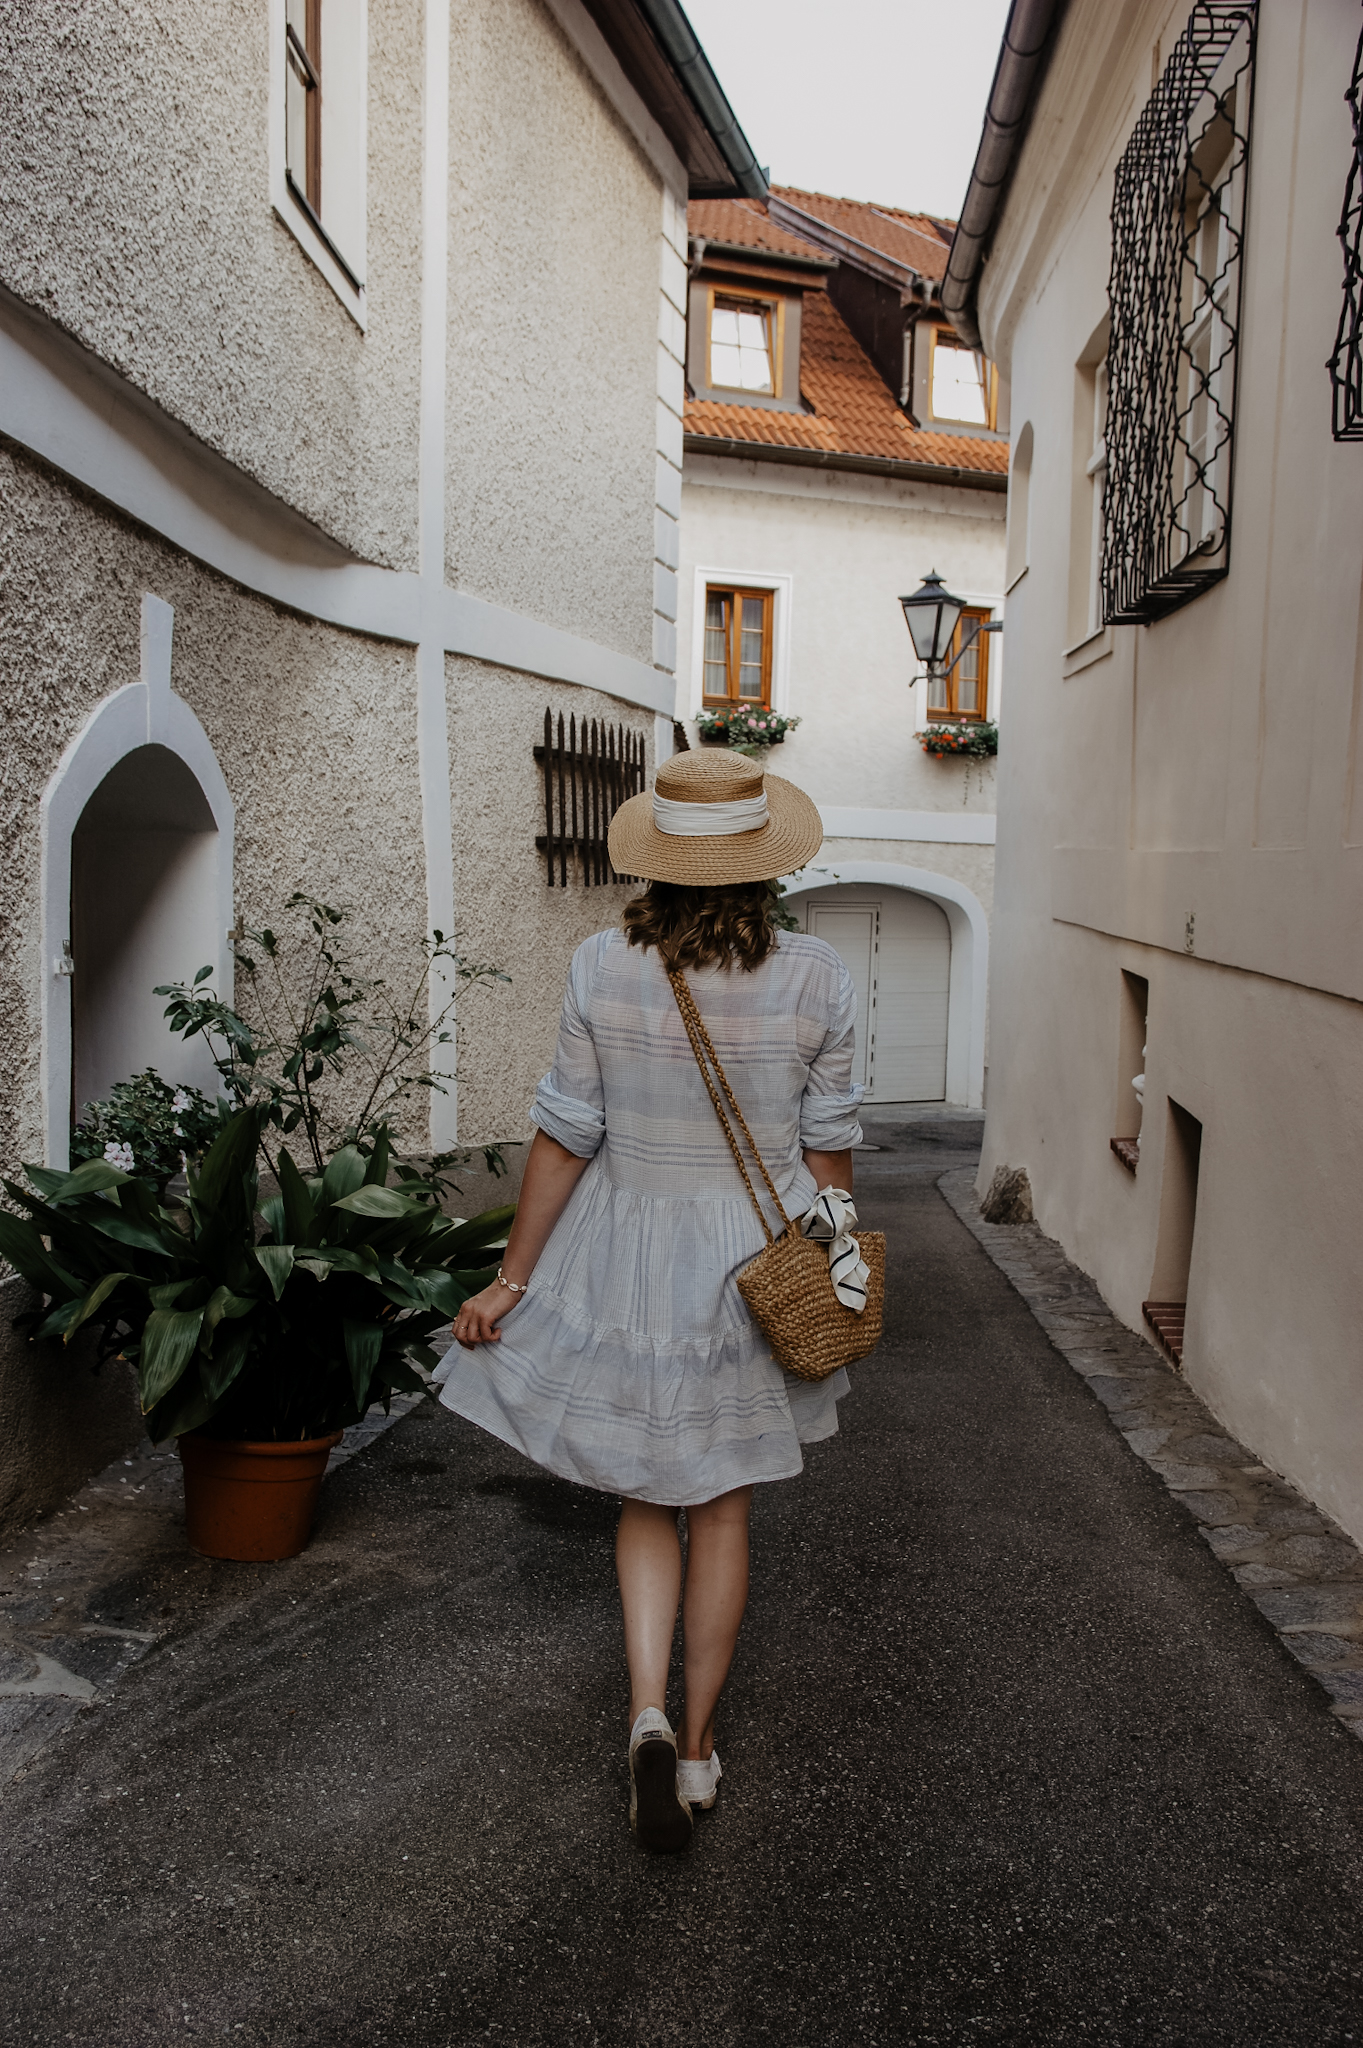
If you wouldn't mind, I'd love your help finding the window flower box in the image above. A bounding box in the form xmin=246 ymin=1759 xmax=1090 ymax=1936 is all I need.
xmin=696 ymin=709 xmax=801 ymax=751
xmin=918 ymin=722 xmax=998 ymax=759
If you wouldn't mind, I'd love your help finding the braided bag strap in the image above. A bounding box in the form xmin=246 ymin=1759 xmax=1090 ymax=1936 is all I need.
xmin=667 ymin=969 xmax=794 ymax=1246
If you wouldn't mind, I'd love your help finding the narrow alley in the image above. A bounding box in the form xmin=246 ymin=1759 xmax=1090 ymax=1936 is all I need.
xmin=2 ymin=1128 xmax=1360 ymax=2047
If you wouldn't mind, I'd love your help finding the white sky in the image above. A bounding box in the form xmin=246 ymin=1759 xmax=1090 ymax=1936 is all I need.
xmin=682 ymin=0 xmax=1014 ymax=221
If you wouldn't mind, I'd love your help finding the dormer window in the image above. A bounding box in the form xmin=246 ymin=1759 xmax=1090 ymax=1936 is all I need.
xmin=710 ymin=297 xmax=776 ymax=394
xmin=928 ymin=327 xmax=998 ymax=428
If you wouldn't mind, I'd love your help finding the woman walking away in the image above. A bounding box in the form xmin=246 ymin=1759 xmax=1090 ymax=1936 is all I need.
xmin=436 ymin=749 xmax=864 ymax=1852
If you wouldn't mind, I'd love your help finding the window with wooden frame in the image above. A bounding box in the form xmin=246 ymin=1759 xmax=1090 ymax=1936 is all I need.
xmin=708 ymin=292 xmax=781 ymax=396
xmin=702 ymin=586 xmax=774 ymax=709
xmin=927 ymin=606 xmax=991 ymax=721
xmin=285 ymin=0 xmax=323 ymax=217
xmin=928 ymin=326 xmax=998 ymax=428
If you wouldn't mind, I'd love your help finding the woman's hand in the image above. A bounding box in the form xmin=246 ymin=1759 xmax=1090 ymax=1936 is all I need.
xmin=453 ymin=1280 xmax=522 ymax=1349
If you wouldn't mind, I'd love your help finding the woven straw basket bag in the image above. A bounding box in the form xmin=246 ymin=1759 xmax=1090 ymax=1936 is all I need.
xmin=668 ymin=971 xmax=885 ymax=1382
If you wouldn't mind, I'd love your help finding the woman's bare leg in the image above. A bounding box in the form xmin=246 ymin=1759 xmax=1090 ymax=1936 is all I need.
xmin=616 ymin=1499 xmax=682 ymax=1726
xmin=677 ymin=1486 xmax=753 ymax=1761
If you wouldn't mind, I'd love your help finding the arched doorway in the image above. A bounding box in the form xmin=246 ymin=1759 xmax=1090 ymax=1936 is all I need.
xmin=781 ymin=861 xmax=988 ymax=1108
xmin=70 ymin=745 xmax=222 ymax=1120
xmin=784 ymin=883 xmax=952 ymax=1102
xmin=40 ymin=594 xmax=234 ymax=1165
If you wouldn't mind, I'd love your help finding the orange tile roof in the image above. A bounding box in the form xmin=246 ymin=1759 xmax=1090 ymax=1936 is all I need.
xmin=769 ymin=186 xmax=955 ymax=282
xmin=686 ymin=290 xmax=1007 ymax=479
xmin=687 ymin=197 xmax=830 ymax=263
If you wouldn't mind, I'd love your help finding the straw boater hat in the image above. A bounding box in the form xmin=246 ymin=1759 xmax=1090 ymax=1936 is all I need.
xmin=608 ymin=748 xmax=824 ymax=885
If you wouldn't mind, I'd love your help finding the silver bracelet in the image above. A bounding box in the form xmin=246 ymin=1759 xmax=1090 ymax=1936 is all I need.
xmin=496 ymin=1266 xmax=530 ymax=1295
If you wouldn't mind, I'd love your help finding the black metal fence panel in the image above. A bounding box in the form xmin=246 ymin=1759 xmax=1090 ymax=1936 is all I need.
xmin=534 ymin=712 xmax=647 ymax=886
xmin=1101 ymin=3 xmax=1257 ymax=626
xmin=1330 ymin=19 xmax=1363 ymax=441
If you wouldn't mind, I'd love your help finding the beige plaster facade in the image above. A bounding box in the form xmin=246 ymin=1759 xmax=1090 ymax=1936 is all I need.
xmin=0 ymin=0 xmax=738 ymax=1530
xmin=970 ymin=0 xmax=1363 ymax=1540
xmin=679 ymin=454 xmax=1005 ymax=1104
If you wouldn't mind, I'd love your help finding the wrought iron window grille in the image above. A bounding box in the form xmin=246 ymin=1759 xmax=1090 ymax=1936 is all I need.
xmin=534 ymin=711 xmax=647 ymax=887
xmin=1329 ymin=19 xmax=1363 ymax=440
xmin=1101 ymin=3 xmax=1257 ymax=626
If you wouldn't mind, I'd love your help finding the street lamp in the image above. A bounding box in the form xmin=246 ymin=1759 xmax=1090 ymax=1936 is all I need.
xmin=898 ymin=569 xmax=965 ymax=671
xmin=898 ymin=568 xmax=1000 ymax=693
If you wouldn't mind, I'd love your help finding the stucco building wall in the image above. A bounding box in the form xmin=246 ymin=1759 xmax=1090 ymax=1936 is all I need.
xmin=679 ymin=459 xmax=1006 ymax=812
xmin=973 ymin=0 xmax=1363 ymax=1540
xmin=0 ymin=443 xmax=428 ymax=1176
xmin=445 ymin=1 xmax=660 ymax=660
xmin=448 ymin=657 xmax=654 ymax=1145
xmin=0 ymin=1 xmax=424 ymax=570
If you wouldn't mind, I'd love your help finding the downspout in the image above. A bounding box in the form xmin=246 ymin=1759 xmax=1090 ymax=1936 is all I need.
xmin=941 ymin=0 xmax=1069 ymax=350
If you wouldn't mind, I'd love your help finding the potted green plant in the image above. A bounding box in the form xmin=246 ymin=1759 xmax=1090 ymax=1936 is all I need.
xmin=0 ymin=897 xmax=515 ymax=1560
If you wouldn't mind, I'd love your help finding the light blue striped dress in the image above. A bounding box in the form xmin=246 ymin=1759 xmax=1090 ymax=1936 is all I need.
xmin=434 ymin=926 xmax=864 ymax=1505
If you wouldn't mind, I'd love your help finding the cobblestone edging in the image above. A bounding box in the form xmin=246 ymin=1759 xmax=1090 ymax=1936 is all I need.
xmin=937 ymin=1167 xmax=1363 ymax=1742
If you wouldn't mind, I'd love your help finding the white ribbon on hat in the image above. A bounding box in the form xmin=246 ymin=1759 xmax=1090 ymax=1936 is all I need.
xmin=799 ymin=1186 xmax=869 ymax=1313
xmin=652 ymin=790 xmax=769 ymax=837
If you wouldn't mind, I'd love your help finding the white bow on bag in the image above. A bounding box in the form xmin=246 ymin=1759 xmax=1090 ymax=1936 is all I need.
xmin=799 ymin=1186 xmax=870 ymax=1314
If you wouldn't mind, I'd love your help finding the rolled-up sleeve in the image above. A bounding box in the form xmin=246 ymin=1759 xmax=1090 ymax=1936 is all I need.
xmin=798 ymin=957 xmax=865 ymax=1151
xmin=528 ymin=937 xmax=607 ymax=1158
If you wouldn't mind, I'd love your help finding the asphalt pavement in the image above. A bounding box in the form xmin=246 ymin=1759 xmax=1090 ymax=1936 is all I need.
xmin=2 ymin=1121 xmax=1362 ymax=2046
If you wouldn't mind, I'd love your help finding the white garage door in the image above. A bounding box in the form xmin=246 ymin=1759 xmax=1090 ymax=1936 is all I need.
xmin=786 ymin=885 xmax=951 ymax=1102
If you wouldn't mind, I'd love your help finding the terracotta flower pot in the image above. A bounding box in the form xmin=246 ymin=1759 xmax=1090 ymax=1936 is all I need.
xmin=178 ymin=1431 xmax=344 ymax=1561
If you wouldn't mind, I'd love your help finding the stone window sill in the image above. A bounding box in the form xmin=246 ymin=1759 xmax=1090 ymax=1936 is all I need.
xmin=1063 ymin=625 xmax=1113 ymax=677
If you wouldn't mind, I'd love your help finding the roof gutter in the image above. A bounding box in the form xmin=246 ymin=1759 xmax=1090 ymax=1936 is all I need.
xmin=631 ymin=0 xmax=768 ymax=199
xmin=941 ymin=0 xmax=1069 ymax=350
xmin=684 ymin=433 xmax=1008 ymax=494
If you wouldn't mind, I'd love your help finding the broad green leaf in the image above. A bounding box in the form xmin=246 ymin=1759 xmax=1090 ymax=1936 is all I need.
xmin=150 ymin=1279 xmax=195 ymax=1310
xmin=139 ymin=1306 xmax=206 ymax=1412
xmin=254 ymin=1244 xmax=295 ymax=1302
xmin=276 ymin=1147 xmax=317 ymax=1249
xmin=203 ymin=1284 xmax=256 ymax=1328
xmin=35 ymin=1297 xmax=89 ymax=1341
xmin=363 ymin=1128 xmax=391 ymax=1189
xmin=192 ymin=1105 xmax=264 ymax=1216
xmin=258 ymin=1195 xmax=287 ymax=1245
xmin=331 ymin=1185 xmax=427 ymax=1220
xmin=343 ymin=1318 xmax=384 ymax=1411
xmin=442 ymin=1204 xmax=518 ymax=1256
xmin=88 ymin=1208 xmax=180 ymax=1258
xmin=22 ymin=1164 xmax=73 ymax=1199
xmin=144 ymin=1368 xmax=216 ymax=1446
xmin=65 ymin=1270 xmax=134 ymax=1343
xmin=421 ymin=1270 xmax=476 ymax=1318
xmin=294 ymin=1255 xmax=334 ymax=1282
xmin=53 ymin=1157 xmax=129 ymax=1199
xmin=454 ymin=1265 xmax=498 ymax=1293
xmin=0 ymin=1208 xmax=81 ymax=1297
xmin=199 ymin=1321 xmax=253 ymax=1404
xmin=405 ymin=1341 xmax=440 ymax=1370
xmin=321 ymin=1146 xmax=366 ymax=1208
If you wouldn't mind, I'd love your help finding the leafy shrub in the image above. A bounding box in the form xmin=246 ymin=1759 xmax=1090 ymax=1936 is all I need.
xmin=71 ymin=1070 xmax=221 ymax=1187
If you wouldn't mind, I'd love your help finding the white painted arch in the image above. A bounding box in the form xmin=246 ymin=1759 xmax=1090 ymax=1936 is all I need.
xmin=40 ymin=595 xmax=235 ymax=1167
xmin=780 ymin=860 xmax=989 ymax=1109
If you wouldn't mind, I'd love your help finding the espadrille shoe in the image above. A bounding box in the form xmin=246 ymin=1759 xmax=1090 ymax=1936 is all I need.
xmin=628 ymin=1708 xmax=692 ymax=1853
xmin=676 ymin=1750 xmax=722 ymax=1811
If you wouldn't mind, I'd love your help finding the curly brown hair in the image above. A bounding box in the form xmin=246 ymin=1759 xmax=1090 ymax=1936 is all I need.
xmin=622 ymin=880 xmax=781 ymax=973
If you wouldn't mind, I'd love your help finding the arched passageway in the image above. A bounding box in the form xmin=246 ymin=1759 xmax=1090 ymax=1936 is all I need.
xmin=782 ymin=861 xmax=988 ymax=1108
xmin=70 ymin=744 xmax=222 ymax=1120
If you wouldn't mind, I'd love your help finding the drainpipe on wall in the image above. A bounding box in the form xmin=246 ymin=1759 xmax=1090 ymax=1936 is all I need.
xmin=942 ymin=0 xmax=1069 ymax=351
